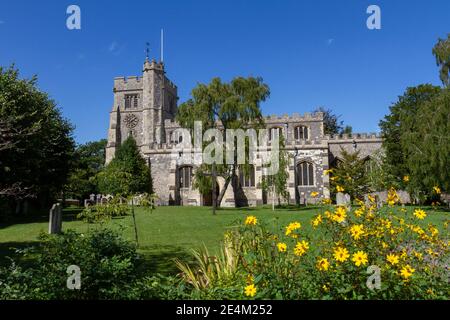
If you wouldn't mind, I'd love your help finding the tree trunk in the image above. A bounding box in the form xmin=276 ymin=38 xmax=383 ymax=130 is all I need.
xmin=216 ymin=174 xmax=231 ymax=206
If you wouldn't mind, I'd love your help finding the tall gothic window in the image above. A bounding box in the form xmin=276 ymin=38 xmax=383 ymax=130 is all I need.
xmin=297 ymin=161 xmax=314 ymax=186
xmin=239 ymin=165 xmax=255 ymax=187
xmin=125 ymin=94 xmax=139 ymax=109
xmin=179 ymin=166 xmax=193 ymax=189
xmin=294 ymin=126 xmax=309 ymax=140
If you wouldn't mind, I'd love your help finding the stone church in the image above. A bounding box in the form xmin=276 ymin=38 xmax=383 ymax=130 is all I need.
xmin=106 ymin=58 xmax=382 ymax=207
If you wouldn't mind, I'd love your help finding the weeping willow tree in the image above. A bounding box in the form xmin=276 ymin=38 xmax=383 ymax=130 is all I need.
xmin=432 ymin=34 xmax=450 ymax=87
xmin=261 ymin=134 xmax=289 ymax=206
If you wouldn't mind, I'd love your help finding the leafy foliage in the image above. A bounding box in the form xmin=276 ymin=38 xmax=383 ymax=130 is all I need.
xmin=329 ymin=148 xmax=369 ymax=200
xmin=432 ymin=33 xmax=450 ymax=87
xmin=261 ymin=134 xmax=290 ymax=205
xmin=0 ymin=228 xmax=139 ymax=299
xmin=0 ymin=65 xmax=74 ymax=211
xmin=401 ymin=88 xmax=450 ymax=195
xmin=65 ymin=139 xmax=107 ymax=200
xmin=379 ymin=85 xmax=441 ymax=193
xmin=176 ymin=77 xmax=270 ymax=206
xmin=97 ymin=136 xmax=152 ymax=196
xmin=178 ymin=202 xmax=449 ymax=300
xmin=313 ymin=107 xmax=344 ymax=135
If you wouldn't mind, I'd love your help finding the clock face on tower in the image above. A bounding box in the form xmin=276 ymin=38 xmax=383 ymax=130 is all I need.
xmin=124 ymin=114 xmax=139 ymax=129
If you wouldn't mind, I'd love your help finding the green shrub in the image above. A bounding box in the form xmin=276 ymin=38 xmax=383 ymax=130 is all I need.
xmin=77 ymin=197 xmax=129 ymax=223
xmin=0 ymin=228 xmax=142 ymax=299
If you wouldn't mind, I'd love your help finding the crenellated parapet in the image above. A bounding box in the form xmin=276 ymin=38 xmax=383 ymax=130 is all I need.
xmin=324 ymin=133 xmax=382 ymax=143
xmin=113 ymin=76 xmax=143 ymax=91
xmin=265 ymin=112 xmax=324 ymax=123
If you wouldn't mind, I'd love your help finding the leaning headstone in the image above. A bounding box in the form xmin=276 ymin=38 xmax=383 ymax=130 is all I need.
xmin=89 ymin=194 xmax=95 ymax=201
xmin=49 ymin=203 xmax=62 ymax=234
xmin=96 ymin=194 xmax=102 ymax=205
xmin=397 ymin=190 xmax=411 ymax=204
xmin=336 ymin=192 xmax=351 ymax=207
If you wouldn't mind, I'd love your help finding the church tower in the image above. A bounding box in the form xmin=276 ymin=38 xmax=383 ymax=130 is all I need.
xmin=105 ymin=58 xmax=178 ymax=163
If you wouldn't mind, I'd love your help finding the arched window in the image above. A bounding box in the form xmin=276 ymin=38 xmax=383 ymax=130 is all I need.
xmin=294 ymin=126 xmax=308 ymax=140
xmin=179 ymin=166 xmax=193 ymax=189
xmin=269 ymin=127 xmax=283 ymax=141
xmin=239 ymin=165 xmax=255 ymax=187
xmin=297 ymin=162 xmax=314 ymax=186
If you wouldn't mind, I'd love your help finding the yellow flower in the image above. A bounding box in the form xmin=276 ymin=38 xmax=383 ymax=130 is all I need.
xmin=317 ymin=258 xmax=330 ymax=271
xmin=245 ymin=215 xmax=258 ymax=225
xmin=403 ymin=175 xmax=410 ymax=182
xmin=368 ymin=194 xmax=376 ymax=203
xmin=349 ymin=224 xmax=365 ymax=240
xmin=399 ymin=265 xmax=415 ymax=280
xmin=387 ymin=188 xmax=400 ymax=206
xmin=433 ymin=186 xmax=441 ymax=194
xmin=310 ymin=191 xmax=319 ymax=198
xmin=294 ymin=240 xmax=309 ymax=257
xmin=244 ymin=284 xmax=257 ymax=297
xmin=413 ymin=251 xmax=423 ymax=261
xmin=311 ymin=214 xmax=323 ymax=228
xmin=413 ymin=209 xmax=427 ymax=220
xmin=277 ymin=242 xmax=287 ymax=252
xmin=323 ymin=169 xmax=333 ymax=175
xmin=246 ymin=274 xmax=254 ymax=285
xmin=351 ymin=251 xmax=368 ymax=267
xmin=332 ymin=206 xmax=347 ymax=223
xmin=428 ymin=226 xmax=439 ymax=237
xmin=386 ymin=253 xmax=400 ymax=265
xmin=285 ymin=221 xmax=301 ymax=237
xmin=322 ymin=284 xmax=330 ymax=292
xmin=333 ymin=247 xmax=350 ymax=263
xmin=336 ymin=185 xmax=345 ymax=193
xmin=354 ymin=207 xmax=365 ymax=217
xmin=321 ymin=198 xmax=332 ymax=205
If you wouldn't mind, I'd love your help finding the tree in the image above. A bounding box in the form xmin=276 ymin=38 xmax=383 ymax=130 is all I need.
xmin=432 ymin=34 xmax=450 ymax=87
xmin=329 ymin=148 xmax=368 ymax=200
xmin=65 ymin=139 xmax=107 ymax=200
xmin=401 ymin=88 xmax=450 ymax=196
xmin=342 ymin=125 xmax=353 ymax=135
xmin=0 ymin=65 xmax=74 ymax=213
xmin=176 ymin=77 xmax=270 ymax=207
xmin=97 ymin=136 xmax=152 ymax=196
xmin=379 ymin=85 xmax=441 ymax=187
xmin=261 ymin=134 xmax=289 ymax=206
xmin=313 ymin=107 xmax=344 ymax=135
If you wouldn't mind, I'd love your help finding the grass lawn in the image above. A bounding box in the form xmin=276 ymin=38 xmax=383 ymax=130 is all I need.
xmin=0 ymin=205 xmax=448 ymax=274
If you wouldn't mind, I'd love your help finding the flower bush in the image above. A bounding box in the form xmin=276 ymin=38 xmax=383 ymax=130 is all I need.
xmin=179 ymin=192 xmax=449 ymax=300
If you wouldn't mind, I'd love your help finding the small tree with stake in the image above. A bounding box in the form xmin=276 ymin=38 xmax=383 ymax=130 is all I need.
xmin=97 ymin=136 xmax=153 ymax=245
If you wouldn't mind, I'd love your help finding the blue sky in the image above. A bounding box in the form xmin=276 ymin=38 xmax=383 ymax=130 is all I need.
xmin=0 ymin=0 xmax=449 ymax=144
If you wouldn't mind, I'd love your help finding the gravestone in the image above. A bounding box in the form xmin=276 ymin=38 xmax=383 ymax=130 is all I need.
xmin=336 ymin=192 xmax=351 ymax=207
xmin=397 ymin=190 xmax=411 ymax=204
xmin=48 ymin=203 xmax=62 ymax=234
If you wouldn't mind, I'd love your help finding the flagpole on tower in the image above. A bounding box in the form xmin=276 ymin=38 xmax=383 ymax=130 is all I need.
xmin=160 ymin=29 xmax=164 ymax=63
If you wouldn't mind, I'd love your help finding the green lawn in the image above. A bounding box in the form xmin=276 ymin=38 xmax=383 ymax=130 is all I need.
xmin=0 ymin=205 xmax=448 ymax=274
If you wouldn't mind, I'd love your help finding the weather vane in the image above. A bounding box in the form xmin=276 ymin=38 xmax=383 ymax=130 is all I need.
xmin=145 ymin=42 xmax=150 ymax=59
